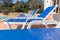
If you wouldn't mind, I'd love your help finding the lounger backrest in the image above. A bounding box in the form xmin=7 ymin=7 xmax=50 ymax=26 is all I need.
xmin=38 ymin=5 xmax=58 ymax=20
xmin=31 ymin=9 xmax=39 ymax=16
xmin=29 ymin=9 xmax=39 ymax=16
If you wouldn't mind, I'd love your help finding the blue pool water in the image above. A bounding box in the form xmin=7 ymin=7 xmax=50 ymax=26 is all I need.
xmin=0 ymin=28 xmax=60 ymax=40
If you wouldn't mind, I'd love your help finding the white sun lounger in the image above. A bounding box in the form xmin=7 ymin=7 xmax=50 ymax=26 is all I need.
xmin=27 ymin=5 xmax=59 ymax=29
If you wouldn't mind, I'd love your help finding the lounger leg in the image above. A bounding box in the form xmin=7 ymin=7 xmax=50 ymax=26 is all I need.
xmin=27 ymin=20 xmax=47 ymax=29
xmin=21 ymin=23 xmax=26 ymax=29
xmin=7 ymin=22 xmax=12 ymax=29
xmin=21 ymin=18 xmax=28 ymax=29
xmin=44 ymin=22 xmax=48 ymax=28
xmin=21 ymin=19 xmax=27 ymax=29
xmin=27 ymin=22 xmax=32 ymax=29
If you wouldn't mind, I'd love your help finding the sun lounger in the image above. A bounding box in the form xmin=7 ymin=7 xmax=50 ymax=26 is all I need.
xmin=27 ymin=5 xmax=59 ymax=29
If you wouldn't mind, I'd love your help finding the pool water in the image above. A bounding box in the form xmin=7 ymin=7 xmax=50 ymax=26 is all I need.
xmin=0 ymin=16 xmax=8 ymax=20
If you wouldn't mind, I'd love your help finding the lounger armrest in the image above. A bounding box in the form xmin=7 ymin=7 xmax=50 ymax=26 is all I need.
xmin=34 ymin=17 xmax=44 ymax=19
xmin=38 ymin=17 xmax=44 ymax=19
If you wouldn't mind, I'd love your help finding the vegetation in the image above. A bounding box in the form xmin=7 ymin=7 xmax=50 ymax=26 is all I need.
xmin=0 ymin=0 xmax=44 ymax=13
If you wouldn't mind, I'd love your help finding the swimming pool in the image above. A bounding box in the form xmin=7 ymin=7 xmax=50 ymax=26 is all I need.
xmin=0 ymin=16 xmax=8 ymax=20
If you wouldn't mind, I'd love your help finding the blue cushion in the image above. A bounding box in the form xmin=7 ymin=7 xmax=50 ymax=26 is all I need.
xmin=6 ymin=19 xmax=42 ymax=22
xmin=38 ymin=6 xmax=55 ymax=18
